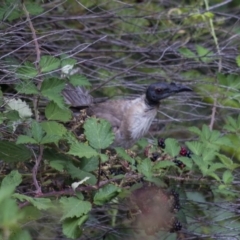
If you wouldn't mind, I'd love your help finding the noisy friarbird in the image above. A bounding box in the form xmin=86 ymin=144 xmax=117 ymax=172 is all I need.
xmin=63 ymin=82 xmax=192 ymax=148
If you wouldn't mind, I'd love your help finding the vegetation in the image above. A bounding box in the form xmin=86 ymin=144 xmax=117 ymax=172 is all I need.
xmin=1 ymin=0 xmax=240 ymax=239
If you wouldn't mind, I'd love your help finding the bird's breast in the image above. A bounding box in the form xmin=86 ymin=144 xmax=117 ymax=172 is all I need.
xmin=126 ymin=99 xmax=158 ymax=141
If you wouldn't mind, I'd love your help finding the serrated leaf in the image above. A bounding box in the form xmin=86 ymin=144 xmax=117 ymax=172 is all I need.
xmin=188 ymin=126 xmax=202 ymax=135
xmin=137 ymin=158 xmax=152 ymax=178
xmin=99 ymin=153 xmax=109 ymax=162
xmin=40 ymin=135 xmax=61 ymax=144
xmin=68 ymin=142 xmax=98 ymax=158
xmin=202 ymin=148 xmax=216 ymax=162
xmin=5 ymin=98 xmax=32 ymax=118
xmin=40 ymin=56 xmax=60 ymax=73
xmin=84 ymin=118 xmax=115 ymax=149
xmin=31 ymin=120 xmax=44 ymax=143
xmin=236 ymin=55 xmax=240 ymax=67
xmin=185 ymin=141 xmax=203 ymax=155
xmin=45 ymin=101 xmax=72 ymax=122
xmin=0 ymin=140 xmax=32 ymax=162
xmin=153 ymin=160 xmax=175 ymax=170
xmin=16 ymin=135 xmax=37 ymax=144
xmin=41 ymin=121 xmax=67 ymax=137
xmin=14 ymin=193 xmax=52 ymax=210
xmin=60 ymin=197 xmax=91 ymax=220
xmin=16 ymin=62 xmax=38 ymax=80
xmin=222 ymin=170 xmax=234 ymax=184
xmin=207 ymin=172 xmax=221 ymax=181
xmin=93 ymin=184 xmax=121 ymax=205
xmin=1 ymin=170 xmax=22 ymax=188
xmin=67 ymin=163 xmax=97 ymax=185
xmin=62 ymin=217 xmax=83 ymax=239
xmin=201 ymin=124 xmax=211 ymax=140
xmin=41 ymin=78 xmax=65 ymax=108
xmin=4 ymin=110 xmax=20 ymax=121
xmin=178 ymin=157 xmax=193 ymax=169
xmin=15 ymin=80 xmax=39 ymax=95
xmin=217 ymin=153 xmax=233 ymax=169
xmin=115 ymin=147 xmax=135 ymax=165
xmin=164 ymin=138 xmax=180 ymax=157
xmin=69 ymin=74 xmax=91 ymax=87
xmin=79 ymin=157 xmax=99 ymax=172
xmin=61 ymin=58 xmax=77 ymax=68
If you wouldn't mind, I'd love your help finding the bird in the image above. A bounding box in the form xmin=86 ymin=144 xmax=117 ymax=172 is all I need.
xmin=63 ymin=82 xmax=192 ymax=148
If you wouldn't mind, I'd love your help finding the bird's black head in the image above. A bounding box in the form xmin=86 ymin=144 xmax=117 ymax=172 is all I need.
xmin=146 ymin=82 xmax=192 ymax=105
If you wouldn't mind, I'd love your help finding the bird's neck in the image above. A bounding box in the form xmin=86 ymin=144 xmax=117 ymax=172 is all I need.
xmin=144 ymin=95 xmax=160 ymax=110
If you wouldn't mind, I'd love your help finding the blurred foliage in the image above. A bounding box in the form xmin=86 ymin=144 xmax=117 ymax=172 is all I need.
xmin=1 ymin=0 xmax=240 ymax=239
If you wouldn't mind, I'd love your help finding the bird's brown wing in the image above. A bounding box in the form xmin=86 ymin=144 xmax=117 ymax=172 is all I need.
xmin=89 ymin=99 xmax=130 ymax=131
xmin=63 ymin=84 xmax=93 ymax=107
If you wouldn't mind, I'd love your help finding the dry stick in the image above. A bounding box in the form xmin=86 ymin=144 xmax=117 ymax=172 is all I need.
xmin=22 ymin=2 xmax=42 ymax=121
xmin=90 ymin=60 xmax=147 ymax=93
xmin=22 ymin=2 xmax=43 ymax=194
xmin=32 ymin=145 xmax=44 ymax=195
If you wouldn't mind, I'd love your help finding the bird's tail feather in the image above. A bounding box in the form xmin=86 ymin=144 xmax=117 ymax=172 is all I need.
xmin=62 ymin=84 xmax=92 ymax=107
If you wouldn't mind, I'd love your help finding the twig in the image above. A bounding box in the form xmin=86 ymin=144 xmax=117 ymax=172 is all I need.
xmin=209 ymin=96 xmax=217 ymax=130
xmin=22 ymin=1 xmax=42 ymax=121
xmin=32 ymin=145 xmax=44 ymax=195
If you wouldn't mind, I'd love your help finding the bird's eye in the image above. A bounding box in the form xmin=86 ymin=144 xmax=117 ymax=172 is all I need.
xmin=155 ymin=88 xmax=163 ymax=93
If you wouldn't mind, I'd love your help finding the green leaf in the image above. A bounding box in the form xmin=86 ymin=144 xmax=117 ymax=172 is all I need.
xmin=31 ymin=120 xmax=44 ymax=143
xmin=115 ymin=147 xmax=135 ymax=165
xmin=188 ymin=126 xmax=201 ymax=135
xmin=9 ymin=229 xmax=32 ymax=240
xmin=178 ymin=47 xmax=197 ymax=59
xmin=153 ymin=160 xmax=175 ymax=170
xmin=61 ymin=58 xmax=77 ymax=68
xmin=164 ymin=138 xmax=180 ymax=157
xmin=236 ymin=55 xmax=240 ymax=67
xmin=186 ymin=141 xmax=203 ymax=155
xmin=79 ymin=157 xmax=99 ymax=172
xmin=40 ymin=56 xmax=60 ymax=73
xmin=15 ymin=80 xmax=39 ymax=95
xmin=201 ymin=124 xmax=211 ymax=140
xmin=16 ymin=62 xmax=38 ymax=80
xmin=69 ymin=74 xmax=91 ymax=87
xmin=202 ymin=148 xmax=216 ymax=162
xmin=137 ymin=158 xmax=152 ymax=178
xmin=94 ymin=184 xmax=121 ymax=205
xmin=222 ymin=170 xmax=234 ymax=184
xmin=99 ymin=153 xmax=109 ymax=162
xmin=41 ymin=78 xmax=65 ymax=108
xmin=41 ymin=121 xmax=67 ymax=137
xmin=178 ymin=157 xmax=193 ymax=169
xmin=45 ymin=101 xmax=72 ymax=122
xmin=60 ymin=197 xmax=91 ymax=221
xmin=84 ymin=118 xmax=115 ymax=149
xmin=68 ymin=142 xmax=98 ymax=158
xmin=67 ymin=163 xmax=97 ymax=185
xmin=62 ymin=217 xmax=84 ymax=239
xmin=13 ymin=193 xmax=52 ymax=210
xmin=40 ymin=135 xmax=61 ymax=144
xmin=196 ymin=45 xmax=213 ymax=63
xmin=0 ymin=140 xmax=32 ymax=162
xmin=25 ymin=2 xmax=44 ymax=15
xmin=16 ymin=135 xmax=37 ymax=144
xmin=4 ymin=110 xmax=20 ymax=121
xmin=1 ymin=170 xmax=22 ymax=188
xmin=217 ymin=153 xmax=233 ymax=169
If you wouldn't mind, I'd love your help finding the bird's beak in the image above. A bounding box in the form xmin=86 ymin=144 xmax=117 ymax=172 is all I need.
xmin=169 ymin=82 xmax=192 ymax=93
